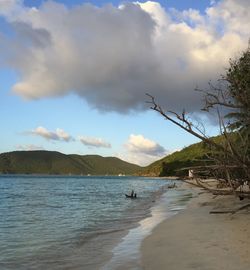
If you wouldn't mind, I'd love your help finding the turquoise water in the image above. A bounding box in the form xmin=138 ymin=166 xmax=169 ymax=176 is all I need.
xmin=0 ymin=176 xmax=193 ymax=270
xmin=0 ymin=175 xmax=186 ymax=270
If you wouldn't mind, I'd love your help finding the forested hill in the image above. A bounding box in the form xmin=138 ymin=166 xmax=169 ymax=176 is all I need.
xmin=137 ymin=142 xmax=208 ymax=177
xmin=138 ymin=135 xmax=225 ymax=177
xmin=0 ymin=150 xmax=141 ymax=175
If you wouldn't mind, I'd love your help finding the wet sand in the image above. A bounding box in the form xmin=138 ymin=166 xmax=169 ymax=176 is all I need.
xmin=140 ymin=182 xmax=250 ymax=270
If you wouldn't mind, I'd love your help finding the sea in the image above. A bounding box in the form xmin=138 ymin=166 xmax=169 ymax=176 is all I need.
xmin=0 ymin=175 xmax=193 ymax=270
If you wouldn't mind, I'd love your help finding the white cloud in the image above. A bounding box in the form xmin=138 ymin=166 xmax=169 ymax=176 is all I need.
xmin=0 ymin=0 xmax=249 ymax=113
xmin=126 ymin=134 xmax=166 ymax=155
xmin=55 ymin=128 xmax=73 ymax=142
xmin=0 ymin=0 xmax=23 ymax=17
xmin=28 ymin=126 xmax=74 ymax=142
xmin=119 ymin=134 xmax=168 ymax=166
xmin=206 ymin=0 xmax=250 ymax=37
xmin=16 ymin=144 xmax=44 ymax=151
xmin=117 ymin=152 xmax=158 ymax=167
xmin=79 ymin=136 xmax=111 ymax=148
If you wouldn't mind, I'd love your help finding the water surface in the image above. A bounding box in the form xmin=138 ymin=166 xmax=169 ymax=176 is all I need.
xmin=0 ymin=175 xmax=179 ymax=269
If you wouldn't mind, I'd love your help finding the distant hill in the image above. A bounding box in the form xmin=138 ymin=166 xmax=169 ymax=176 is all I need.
xmin=138 ymin=135 xmax=224 ymax=177
xmin=0 ymin=151 xmax=141 ymax=175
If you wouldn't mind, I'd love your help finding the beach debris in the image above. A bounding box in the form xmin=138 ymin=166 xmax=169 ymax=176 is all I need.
xmin=167 ymin=183 xmax=177 ymax=189
xmin=125 ymin=190 xmax=137 ymax=199
xmin=210 ymin=203 xmax=250 ymax=214
xmin=186 ymin=178 xmax=250 ymax=200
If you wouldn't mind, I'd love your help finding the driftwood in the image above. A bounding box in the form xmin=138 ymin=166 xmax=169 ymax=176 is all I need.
xmin=210 ymin=210 xmax=236 ymax=214
xmin=183 ymin=179 xmax=202 ymax=188
xmin=210 ymin=203 xmax=250 ymax=214
xmin=167 ymin=183 xmax=177 ymax=189
xmin=211 ymin=190 xmax=250 ymax=198
xmin=195 ymin=179 xmax=222 ymax=192
xmin=194 ymin=179 xmax=250 ymax=198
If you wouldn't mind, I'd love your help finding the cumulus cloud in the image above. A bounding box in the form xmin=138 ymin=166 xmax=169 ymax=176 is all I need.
xmin=120 ymin=134 xmax=168 ymax=166
xmin=0 ymin=0 xmax=23 ymax=17
xmin=0 ymin=0 xmax=249 ymax=113
xmin=79 ymin=136 xmax=111 ymax=148
xmin=16 ymin=144 xmax=44 ymax=151
xmin=126 ymin=134 xmax=166 ymax=155
xmin=28 ymin=126 xmax=74 ymax=142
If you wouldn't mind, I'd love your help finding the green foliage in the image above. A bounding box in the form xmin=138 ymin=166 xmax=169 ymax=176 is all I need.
xmin=0 ymin=151 xmax=141 ymax=175
xmin=139 ymin=135 xmax=225 ymax=177
xmin=223 ymin=46 xmax=250 ymax=169
xmin=227 ymin=46 xmax=250 ymax=111
xmin=138 ymin=143 xmax=204 ymax=177
xmin=226 ymin=46 xmax=250 ymax=136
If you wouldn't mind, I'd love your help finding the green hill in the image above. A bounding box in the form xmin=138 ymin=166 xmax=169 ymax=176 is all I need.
xmin=0 ymin=151 xmax=141 ymax=175
xmin=138 ymin=135 xmax=225 ymax=177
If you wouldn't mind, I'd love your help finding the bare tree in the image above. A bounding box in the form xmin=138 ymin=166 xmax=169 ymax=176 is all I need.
xmin=147 ymin=44 xmax=250 ymax=196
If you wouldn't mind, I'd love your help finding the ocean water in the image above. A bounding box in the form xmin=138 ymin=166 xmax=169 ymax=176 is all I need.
xmin=0 ymin=175 xmax=193 ymax=270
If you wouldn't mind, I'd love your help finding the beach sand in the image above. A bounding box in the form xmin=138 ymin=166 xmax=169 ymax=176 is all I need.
xmin=140 ymin=182 xmax=250 ymax=270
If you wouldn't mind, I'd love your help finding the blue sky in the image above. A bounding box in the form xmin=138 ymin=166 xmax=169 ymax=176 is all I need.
xmin=23 ymin=1 xmax=212 ymax=10
xmin=0 ymin=0 xmax=249 ymax=165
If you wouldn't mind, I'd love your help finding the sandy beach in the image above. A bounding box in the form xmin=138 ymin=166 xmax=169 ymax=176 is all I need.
xmin=141 ymin=182 xmax=250 ymax=270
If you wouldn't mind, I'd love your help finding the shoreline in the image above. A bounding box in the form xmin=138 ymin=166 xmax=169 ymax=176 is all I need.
xmin=0 ymin=175 xmax=182 ymax=270
xmin=102 ymin=181 xmax=194 ymax=269
xmin=140 ymin=181 xmax=250 ymax=270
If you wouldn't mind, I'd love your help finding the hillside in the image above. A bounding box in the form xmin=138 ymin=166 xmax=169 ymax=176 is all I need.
xmin=138 ymin=136 xmax=224 ymax=177
xmin=0 ymin=151 xmax=141 ymax=175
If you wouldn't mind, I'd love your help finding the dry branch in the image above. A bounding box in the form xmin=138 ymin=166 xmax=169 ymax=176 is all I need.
xmin=210 ymin=203 xmax=250 ymax=214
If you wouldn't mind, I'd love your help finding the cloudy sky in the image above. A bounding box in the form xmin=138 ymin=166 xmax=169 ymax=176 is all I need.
xmin=0 ymin=0 xmax=249 ymax=166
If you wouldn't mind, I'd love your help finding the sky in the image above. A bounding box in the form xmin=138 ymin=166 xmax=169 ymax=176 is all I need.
xmin=0 ymin=0 xmax=249 ymax=166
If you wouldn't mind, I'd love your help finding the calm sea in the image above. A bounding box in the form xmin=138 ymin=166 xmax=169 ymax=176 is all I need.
xmin=0 ymin=175 xmax=193 ymax=270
